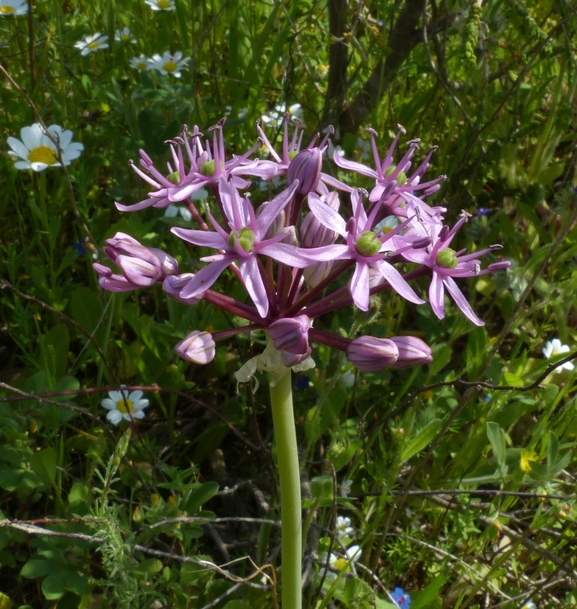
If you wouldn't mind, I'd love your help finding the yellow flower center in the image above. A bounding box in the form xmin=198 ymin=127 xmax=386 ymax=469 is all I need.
xmin=0 ymin=6 xmax=15 ymax=14
xmin=122 ymin=35 xmax=131 ymax=41
xmin=116 ymin=398 xmax=135 ymax=413
xmin=137 ymin=61 xmax=147 ymax=69
xmin=28 ymin=146 xmax=58 ymax=165
xmin=87 ymin=41 xmax=100 ymax=49
xmin=163 ymin=61 xmax=178 ymax=73
xmin=157 ymin=0 xmax=171 ymax=8
xmin=333 ymin=557 xmax=348 ymax=571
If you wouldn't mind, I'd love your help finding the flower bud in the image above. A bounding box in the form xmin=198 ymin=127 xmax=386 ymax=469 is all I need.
xmin=300 ymin=192 xmax=340 ymax=247
xmin=287 ymin=148 xmax=322 ymax=195
xmin=175 ymin=331 xmax=215 ymax=364
xmin=347 ymin=336 xmax=399 ymax=372
xmin=389 ymin=336 xmax=432 ymax=368
xmin=269 ymin=315 xmax=311 ymax=354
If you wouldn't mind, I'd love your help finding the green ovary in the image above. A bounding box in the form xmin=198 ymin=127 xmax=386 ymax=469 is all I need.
xmin=436 ymin=248 xmax=459 ymax=269
xmin=355 ymin=231 xmax=381 ymax=256
xmin=28 ymin=146 xmax=58 ymax=166
xmin=228 ymin=227 xmax=255 ymax=253
xmin=167 ymin=171 xmax=180 ymax=184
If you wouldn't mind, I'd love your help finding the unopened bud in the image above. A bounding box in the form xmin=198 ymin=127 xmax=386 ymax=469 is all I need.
xmin=347 ymin=336 xmax=399 ymax=372
xmin=389 ymin=336 xmax=432 ymax=368
xmin=269 ymin=315 xmax=311 ymax=354
xmin=287 ymin=148 xmax=323 ymax=195
xmin=175 ymin=331 xmax=215 ymax=364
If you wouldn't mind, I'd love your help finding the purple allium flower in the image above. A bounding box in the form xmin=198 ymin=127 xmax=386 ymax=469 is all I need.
xmin=97 ymin=116 xmax=510 ymax=373
xmin=402 ymin=211 xmax=510 ymax=326
xmin=333 ymin=126 xmax=446 ymax=222
xmin=116 ymin=122 xmax=265 ymax=212
xmin=300 ymin=189 xmax=424 ymax=311
xmin=390 ymin=587 xmax=411 ymax=609
xmin=171 ymin=178 xmax=310 ymax=318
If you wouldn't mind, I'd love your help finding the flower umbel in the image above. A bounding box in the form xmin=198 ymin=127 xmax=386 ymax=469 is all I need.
xmin=102 ymin=389 xmax=149 ymax=424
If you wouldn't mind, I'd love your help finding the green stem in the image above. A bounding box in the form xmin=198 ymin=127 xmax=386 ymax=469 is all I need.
xmin=269 ymin=369 xmax=302 ymax=609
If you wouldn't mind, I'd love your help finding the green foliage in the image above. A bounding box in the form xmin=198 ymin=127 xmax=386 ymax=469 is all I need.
xmin=1 ymin=0 xmax=577 ymax=607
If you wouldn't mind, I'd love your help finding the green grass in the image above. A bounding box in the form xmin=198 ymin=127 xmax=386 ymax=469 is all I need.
xmin=1 ymin=0 xmax=577 ymax=608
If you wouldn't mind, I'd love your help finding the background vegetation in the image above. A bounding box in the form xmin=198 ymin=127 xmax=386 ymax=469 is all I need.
xmin=1 ymin=0 xmax=577 ymax=607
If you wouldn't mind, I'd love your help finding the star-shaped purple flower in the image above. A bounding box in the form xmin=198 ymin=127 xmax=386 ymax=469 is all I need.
xmin=299 ymin=189 xmax=424 ymax=311
xmin=171 ymin=178 xmax=310 ymax=318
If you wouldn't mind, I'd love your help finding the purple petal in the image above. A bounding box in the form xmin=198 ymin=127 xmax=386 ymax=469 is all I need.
xmin=240 ymin=256 xmax=268 ymax=318
xmin=308 ymin=193 xmax=347 ymax=236
xmin=255 ymin=181 xmax=299 ymax=236
xmin=297 ymin=244 xmax=350 ymax=262
xmin=350 ymin=261 xmax=370 ymax=311
xmin=429 ymin=272 xmax=446 ymax=319
xmin=171 ymin=227 xmax=227 ymax=249
xmin=372 ymin=259 xmax=424 ymax=304
xmin=332 ymin=154 xmax=378 ymax=178
xmin=443 ymin=276 xmax=484 ymax=326
xmin=260 ymin=243 xmax=314 ymax=268
xmin=115 ymin=198 xmax=163 ymax=212
xmin=180 ymin=258 xmax=232 ymax=298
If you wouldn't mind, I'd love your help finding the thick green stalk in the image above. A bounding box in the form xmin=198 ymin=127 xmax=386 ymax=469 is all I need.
xmin=269 ymin=369 xmax=302 ymax=609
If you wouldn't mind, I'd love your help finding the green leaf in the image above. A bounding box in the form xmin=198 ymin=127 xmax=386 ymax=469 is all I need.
xmin=486 ymin=422 xmax=506 ymax=467
xmin=344 ymin=578 xmax=374 ymax=606
xmin=41 ymin=568 xmax=87 ymax=600
xmin=310 ymin=476 xmax=333 ymax=501
xmin=29 ymin=447 xmax=57 ymax=487
xmin=411 ymin=572 xmax=446 ymax=609
xmin=21 ymin=559 xmax=57 ymax=579
xmin=400 ymin=419 xmax=442 ymax=463
xmin=184 ymin=481 xmax=219 ymax=514
xmin=547 ymin=430 xmax=559 ymax=470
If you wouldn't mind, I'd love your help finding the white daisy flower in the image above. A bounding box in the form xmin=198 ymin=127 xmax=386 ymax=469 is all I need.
xmin=336 ymin=515 xmax=354 ymax=539
xmin=542 ymin=339 xmax=574 ymax=373
xmin=74 ymin=32 xmax=109 ymax=56
xmin=0 ymin=0 xmax=28 ymax=16
xmin=520 ymin=601 xmax=536 ymax=609
xmin=101 ymin=389 xmax=149 ymax=425
xmin=148 ymin=51 xmax=189 ymax=78
xmin=115 ymin=27 xmax=137 ymax=44
xmin=130 ymin=54 xmax=150 ymax=70
xmin=7 ymin=123 xmax=83 ymax=172
xmin=145 ymin=0 xmax=175 ymax=11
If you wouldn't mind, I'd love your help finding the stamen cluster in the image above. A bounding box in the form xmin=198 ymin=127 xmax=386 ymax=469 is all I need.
xmin=95 ymin=115 xmax=510 ymax=373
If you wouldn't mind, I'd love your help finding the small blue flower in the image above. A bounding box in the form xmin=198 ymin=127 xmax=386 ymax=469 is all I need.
xmin=476 ymin=207 xmax=490 ymax=216
xmin=73 ymin=239 xmax=87 ymax=255
xmin=295 ymin=374 xmax=312 ymax=390
xmin=390 ymin=587 xmax=411 ymax=608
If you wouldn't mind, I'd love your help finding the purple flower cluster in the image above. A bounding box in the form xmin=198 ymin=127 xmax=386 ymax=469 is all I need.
xmin=94 ymin=115 xmax=509 ymax=372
